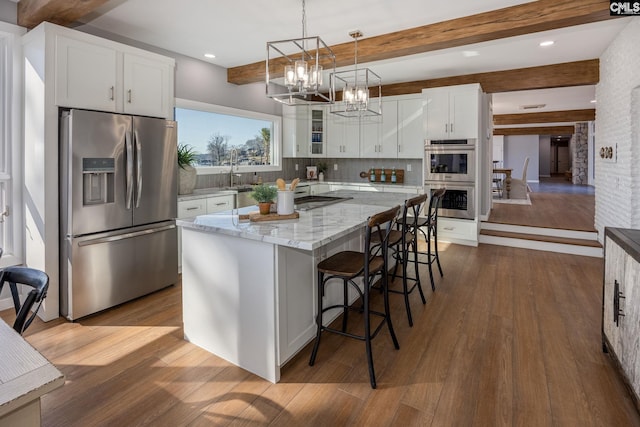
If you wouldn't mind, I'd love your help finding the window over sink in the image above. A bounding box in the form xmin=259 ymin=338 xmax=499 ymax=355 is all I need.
xmin=175 ymin=98 xmax=281 ymax=175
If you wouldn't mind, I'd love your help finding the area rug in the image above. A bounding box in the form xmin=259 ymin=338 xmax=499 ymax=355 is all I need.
xmin=492 ymin=193 xmax=532 ymax=205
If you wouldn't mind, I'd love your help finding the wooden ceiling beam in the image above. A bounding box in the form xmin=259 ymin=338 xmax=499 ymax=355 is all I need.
xmin=382 ymin=59 xmax=599 ymax=96
xmin=18 ymin=0 xmax=110 ymax=29
xmin=228 ymin=0 xmax=612 ymax=85
xmin=494 ymin=109 xmax=595 ymax=125
xmin=493 ymin=126 xmax=576 ymax=136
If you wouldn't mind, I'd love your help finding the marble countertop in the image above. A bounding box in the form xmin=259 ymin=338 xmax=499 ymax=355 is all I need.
xmin=177 ymin=181 xmax=422 ymax=202
xmin=177 ymin=192 xmax=409 ymax=251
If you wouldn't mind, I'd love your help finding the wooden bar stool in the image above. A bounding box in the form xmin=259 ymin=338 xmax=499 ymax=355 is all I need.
xmin=386 ymin=193 xmax=429 ymax=327
xmin=309 ymin=205 xmax=401 ymax=389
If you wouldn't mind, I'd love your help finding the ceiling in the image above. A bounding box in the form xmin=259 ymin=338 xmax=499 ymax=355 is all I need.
xmin=70 ymin=0 xmax=632 ymax=117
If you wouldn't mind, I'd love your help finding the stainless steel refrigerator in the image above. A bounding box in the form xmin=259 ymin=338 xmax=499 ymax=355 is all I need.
xmin=59 ymin=109 xmax=178 ymax=320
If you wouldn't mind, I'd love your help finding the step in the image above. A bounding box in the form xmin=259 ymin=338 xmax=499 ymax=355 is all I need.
xmin=479 ymin=223 xmax=602 ymax=258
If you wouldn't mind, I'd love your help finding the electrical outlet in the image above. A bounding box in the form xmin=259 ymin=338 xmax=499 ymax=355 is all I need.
xmin=295 ymin=164 xmax=298 ymax=171
xmin=334 ymin=164 xmax=338 ymax=171
xmin=406 ymin=164 xmax=412 ymax=172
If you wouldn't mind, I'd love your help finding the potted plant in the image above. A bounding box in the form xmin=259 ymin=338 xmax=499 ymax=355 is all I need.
xmin=250 ymin=184 xmax=278 ymax=214
xmin=316 ymin=161 xmax=327 ymax=182
xmin=178 ymin=143 xmax=197 ymax=195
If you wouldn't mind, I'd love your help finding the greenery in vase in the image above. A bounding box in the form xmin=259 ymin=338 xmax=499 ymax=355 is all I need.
xmin=316 ymin=161 xmax=327 ymax=175
xmin=250 ymin=184 xmax=278 ymax=203
xmin=177 ymin=143 xmax=197 ymax=169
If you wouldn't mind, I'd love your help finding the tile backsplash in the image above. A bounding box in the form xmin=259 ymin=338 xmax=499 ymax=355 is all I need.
xmin=194 ymin=158 xmax=423 ymax=189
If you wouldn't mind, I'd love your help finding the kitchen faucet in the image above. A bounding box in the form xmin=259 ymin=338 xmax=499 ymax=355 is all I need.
xmin=229 ymin=148 xmax=241 ymax=187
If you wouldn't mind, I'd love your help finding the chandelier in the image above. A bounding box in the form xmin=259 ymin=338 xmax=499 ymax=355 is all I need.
xmin=266 ymin=0 xmax=335 ymax=105
xmin=331 ymin=30 xmax=382 ymax=118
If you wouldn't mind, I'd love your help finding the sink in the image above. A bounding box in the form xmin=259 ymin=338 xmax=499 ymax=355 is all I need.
xmin=294 ymin=195 xmax=352 ymax=211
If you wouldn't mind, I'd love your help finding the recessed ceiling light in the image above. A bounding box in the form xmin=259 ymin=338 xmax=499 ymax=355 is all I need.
xmin=462 ymin=50 xmax=479 ymax=57
xmin=204 ymin=53 xmax=216 ymax=59
xmin=590 ymin=99 xmax=597 ymax=103
xmin=539 ymin=40 xmax=555 ymax=47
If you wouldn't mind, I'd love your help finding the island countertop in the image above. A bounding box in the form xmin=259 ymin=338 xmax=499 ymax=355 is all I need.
xmin=177 ymin=191 xmax=410 ymax=251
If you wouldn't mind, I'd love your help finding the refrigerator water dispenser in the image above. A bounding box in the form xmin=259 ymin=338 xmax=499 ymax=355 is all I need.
xmin=82 ymin=158 xmax=115 ymax=205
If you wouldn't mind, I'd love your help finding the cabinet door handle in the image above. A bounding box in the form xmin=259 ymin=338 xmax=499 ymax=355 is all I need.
xmin=443 ymin=226 xmax=454 ymax=231
xmin=109 ymin=86 xmax=114 ymax=101
xmin=445 ymin=124 xmax=448 ymax=133
xmin=127 ymin=89 xmax=132 ymax=103
xmin=215 ymin=202 xmax=226 ymax=206
xmin=186 ymin=206 xmax=199 ymax=211
xmin=450 ymin=123 xmax=454 ymax=133
xmin=614 ymin=279 xmax=626 ymax=327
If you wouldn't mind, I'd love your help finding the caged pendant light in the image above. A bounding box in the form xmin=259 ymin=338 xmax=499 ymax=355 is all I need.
xmin=331 ymin=30 xmax=382 ymax=118
xmin=266 ymin=0 xmax=336 ymax=105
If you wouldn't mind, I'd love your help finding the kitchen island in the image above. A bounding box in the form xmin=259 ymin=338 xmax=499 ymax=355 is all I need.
xmin=177 ymin=193 xmax=410 ymax=382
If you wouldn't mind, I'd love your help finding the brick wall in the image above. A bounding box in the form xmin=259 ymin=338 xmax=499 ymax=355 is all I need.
xmin=595 ymin=17 xmax=640 ymax=240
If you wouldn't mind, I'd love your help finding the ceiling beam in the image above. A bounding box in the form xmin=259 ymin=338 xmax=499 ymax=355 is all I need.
xmin=381 ymin=59 xmax=599 ymax=96
xmin=494 ymin=109 xmax=596 ymax=125
xmin=228 ymin=0 xmax=612 ymax=85
xmin=493 ymin=126 xmax=576 ymax=136
xmin=18 ymin=0 xmax=110 ymax=29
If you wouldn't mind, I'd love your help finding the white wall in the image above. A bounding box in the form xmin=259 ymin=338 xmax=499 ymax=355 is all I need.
xmin=595 ymin=17 xmax=640 ymax=238
xmin=503 ymin=135 xmax=539 ymax=182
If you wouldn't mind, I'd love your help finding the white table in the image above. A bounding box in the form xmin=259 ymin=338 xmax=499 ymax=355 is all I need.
xmin=0 ymin=320 xmax=64 ymax=427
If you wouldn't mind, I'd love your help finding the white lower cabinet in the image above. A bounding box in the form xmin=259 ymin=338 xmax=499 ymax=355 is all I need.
xmin=437 ymin=218 xmax=479 ymax=246
xmin=206 ymin=194 xmax=234 ymax=213
xmin=310 ymin=183 xmax=331 ymax=195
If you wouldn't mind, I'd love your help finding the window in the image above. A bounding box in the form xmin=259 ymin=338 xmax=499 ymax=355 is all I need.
xmin=175 ymin=98 xmax=281 ymax=174
xmin=0 ymin=23 xmax=25 ymax=268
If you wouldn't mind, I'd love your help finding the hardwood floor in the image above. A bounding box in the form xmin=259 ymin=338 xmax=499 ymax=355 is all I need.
xmin=488 ymin=190 xmax=596 ymax=231
xmin=3 ymin=243 xmax=639 ymax=426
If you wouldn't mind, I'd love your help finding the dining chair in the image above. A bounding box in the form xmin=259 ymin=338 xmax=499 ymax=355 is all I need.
xmin=507 ymin=157 xmax=530 ymax=199
xmin=0 ymin=266 xmax=50 ymax=335
xmin=309 ymin=205 xmax=401 ymax=389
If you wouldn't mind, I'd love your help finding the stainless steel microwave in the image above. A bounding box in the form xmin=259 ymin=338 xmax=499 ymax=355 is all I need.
xmin=424 ymin=147 xmax=476 ymax=182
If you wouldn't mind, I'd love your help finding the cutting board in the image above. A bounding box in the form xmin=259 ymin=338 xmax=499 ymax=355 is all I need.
xmin=239 ymin=211 xmax=300 ymax=222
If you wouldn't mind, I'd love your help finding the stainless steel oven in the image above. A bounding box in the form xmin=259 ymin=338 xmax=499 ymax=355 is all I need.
xmin=425 ymin=147 xmax=476 ymax=182
xmin=425 ymin=138 xmax=476 ymax=149
xmin=424 ymin=183 xmax=475 ymax=220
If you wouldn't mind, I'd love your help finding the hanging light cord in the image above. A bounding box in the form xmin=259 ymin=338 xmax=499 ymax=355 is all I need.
xmin=302 ymin=0 xmax=307 ymax=39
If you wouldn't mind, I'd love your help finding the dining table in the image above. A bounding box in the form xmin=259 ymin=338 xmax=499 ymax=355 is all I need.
xmin=493 ymin=168 xmax=513 ymax=199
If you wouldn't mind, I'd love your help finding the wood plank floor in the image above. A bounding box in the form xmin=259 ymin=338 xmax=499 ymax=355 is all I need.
xmin=3 ymin=243 xmax=638 ymax=426
xmin=488 ymin=192 xmax=596 ymax=232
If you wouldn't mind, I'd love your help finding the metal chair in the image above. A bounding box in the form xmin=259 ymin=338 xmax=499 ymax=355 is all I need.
xmin=410 ymin=189 xmax=446 ymax=291
xmin=383 ymin=194 xmax=429 ymax=327
xmin=309 ymin=205 xmax=401 ymax=389
xmin=0 ymin=266 xmax=50 ymax=335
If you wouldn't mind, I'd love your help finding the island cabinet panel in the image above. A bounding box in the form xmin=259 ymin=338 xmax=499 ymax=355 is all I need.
xmin=278 ymin=228 xmax=364 ymax=365
xmin=182 ymin=227 xmax=279 ymax=383
xmin=603 ymin=228 xmax=640 ymax=411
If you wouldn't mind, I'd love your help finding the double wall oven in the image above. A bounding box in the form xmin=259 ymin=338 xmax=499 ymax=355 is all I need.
xmin=424 ymin=139 xmax=476 ymax=220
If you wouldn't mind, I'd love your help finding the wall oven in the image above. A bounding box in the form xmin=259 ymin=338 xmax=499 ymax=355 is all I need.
xmin=425 ymin=183 xmax=475 ymax=220
xmin=425 ymin=147 xmax=476 ymax=182
xmin=425 ymin=138 xmax=476 ymax=149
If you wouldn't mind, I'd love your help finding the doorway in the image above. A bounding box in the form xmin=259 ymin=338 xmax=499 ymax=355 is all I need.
xmin=550 ymin=137 xmax=570 ymax=175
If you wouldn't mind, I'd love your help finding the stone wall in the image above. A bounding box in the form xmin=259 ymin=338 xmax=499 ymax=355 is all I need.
xmin=571 ymin=122 xmax=588 ymax=185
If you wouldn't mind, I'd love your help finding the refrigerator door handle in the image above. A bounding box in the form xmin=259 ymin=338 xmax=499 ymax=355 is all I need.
xmin=125 ymin=130 xmax=134 ymax=210
xmin=77 ymin=224 xmax=176 ymax=247
xmin=135 ymin=130 xmax=142 ymax=208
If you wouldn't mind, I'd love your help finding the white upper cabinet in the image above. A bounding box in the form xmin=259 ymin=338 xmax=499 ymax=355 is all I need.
xmin=54 ymin=31 xmax=174 ymax=119
xmin=423 ymin=84 xmax=480 ymax=140
xmin=326 ymin=116 xmax=359 ymax=158
xmin=282 ymin=105 xmax=309 ymax=158
xmin=309 ymin=108 xmax=327 ymax=157
xmin=360 ymin=100 xmax=397 ymax=159
xmin=55 ymin=35 xmax=117 ymax=112
xmin=122 ymin=53 xmax=173 ymax=117
xmin=397 ymin=97 xmax=425 ymax=158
